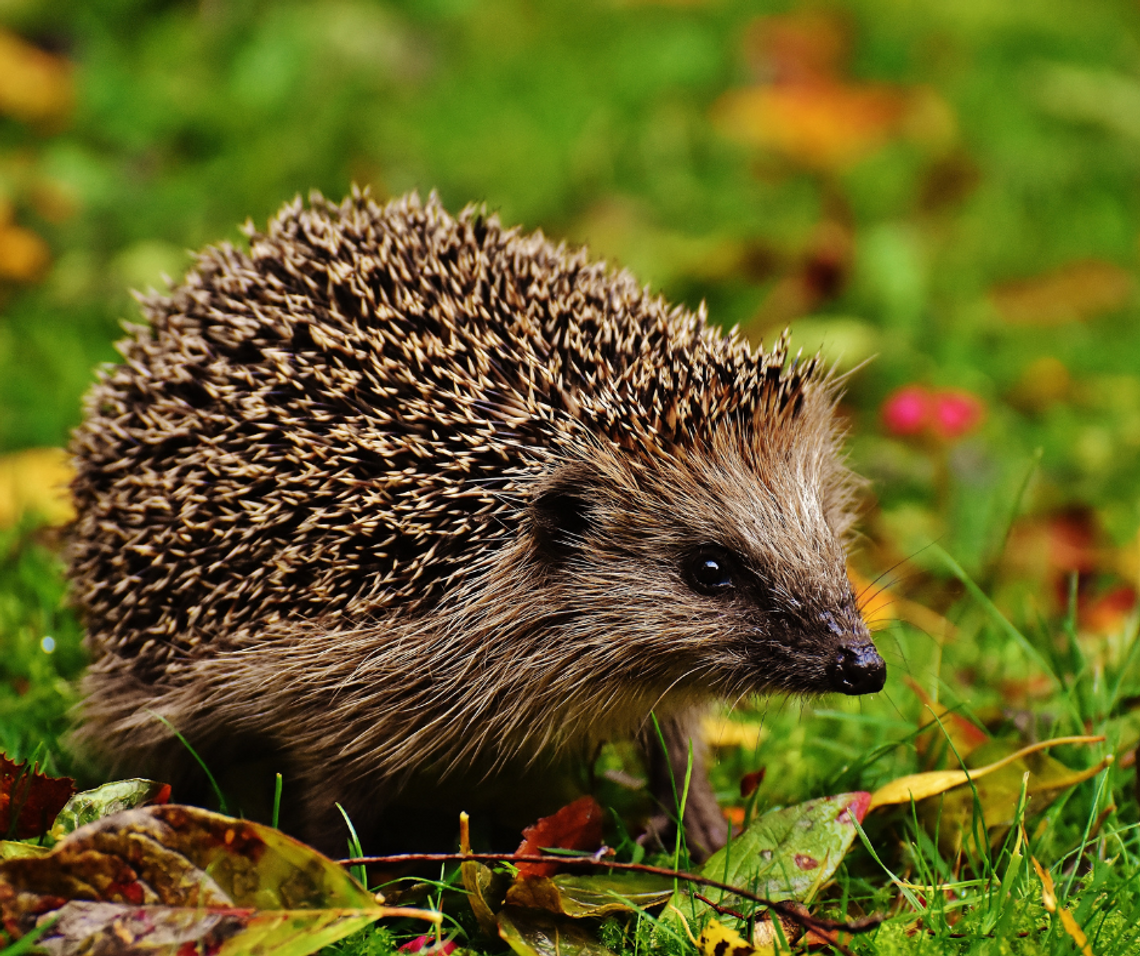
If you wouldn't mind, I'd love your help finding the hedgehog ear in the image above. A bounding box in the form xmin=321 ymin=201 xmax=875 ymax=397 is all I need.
xmin=529 ymin=469 xmax=597 ymax=561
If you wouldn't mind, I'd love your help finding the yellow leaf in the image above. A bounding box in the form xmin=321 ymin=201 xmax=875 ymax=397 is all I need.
xmin=0 ymin=447 xmax=75 ymax=529
xmin=697 ymin=918 xmax=758 ymax=956
xmin=0 ymin=223 xmax=50 ymax=282
xmin=0 ymin=29 xmax=72 ymax=125
xmin=1032 ymin=857 xmax=1094 ymax=956
xmin=869 ymin=735 xmax=1107 ymax=810
xmin=701 ymin=714 xmax=766 ymax=750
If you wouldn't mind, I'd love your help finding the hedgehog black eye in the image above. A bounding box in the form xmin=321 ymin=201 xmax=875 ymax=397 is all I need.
xmin=684 ymin=545 xmax=737 ymax=597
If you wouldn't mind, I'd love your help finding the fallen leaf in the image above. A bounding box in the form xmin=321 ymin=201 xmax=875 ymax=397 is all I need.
xmin=401 ymin=935 xmax=458 ymax=955
xmin=515 ymin=797 xmax=604 ymax=879
xmin=497 ymin=907 xmax=613 ymax=956
xmin=698 ymin=918 xmax=759 ymax=956
xmin=702 ymin=715 xmax=766 ymax=751
xmin=915 ymin=739 xmax=1112 ymax=854
xmin=50 ymin=780 xmax=171 ymax=842
xmin=739 ymin=769 xmax=765 ymax=799
xmin=1079 ymin=584 xmax=1136 ymax=636
xmin=667 ymin=792 xmax=870 ymax=929
xmin=907 ymin=679 xmax=988 ymax=765
xmin=1032 ymin=857 xmax=1093 ymax=956
xmin=991 ymin=260 xmax=1134 ymax=325
xmin=712 ymin=81 xmax=908 ymax=171
xmin=751 ymin=904 xmax=807 ymax=954
xmin=0 ymin=224 xmax=50 ymax=283
xmin=847 ymin=566 xmax=896 ymax=625
xmin=0 ymin=754 xmax=76 ymax=841
xmin=0 ymin=804 xmax=439 ymax=955
xmin=0 ymin=842 xmax=49 ymax=861
xmin=0 ymin=29 xmax=72 ymax=126
xmin=1006 ymin=356 xmax=1071 ymax=414
xmin=505 ymin=872 xmax=673 ymax=918
xmin=743 ymin=12 xmax=849 ymax=86
xmin=870 ymin=735 xmax=1105 ymax=810
xmin=0 ymin=448 xmax=75 ymax=529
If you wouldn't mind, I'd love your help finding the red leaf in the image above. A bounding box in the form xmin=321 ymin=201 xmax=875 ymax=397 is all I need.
xmin=0 ymin=753 xmax=76 ymax=840
xmin=740 ymin=768 xmax=766 ymax=799
xmin=515 ymin=796 xmax=605 ymax=879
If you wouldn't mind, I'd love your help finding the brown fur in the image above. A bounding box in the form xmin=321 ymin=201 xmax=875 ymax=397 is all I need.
xmin=68 ymin=189 xmax=882 ymax=856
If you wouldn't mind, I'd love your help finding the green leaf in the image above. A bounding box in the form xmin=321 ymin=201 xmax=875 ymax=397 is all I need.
xmin=505 ymin=872 xmax=674 ymax=918
xmin=0 ymin=841 xmax=49 ymax=860
xmin=667 ymin=792 xmax=870 ymax=929
xmin=497 ymin=907 xmax=616 ymax=956
xmin=49 ymin=778 xmax=171 ymax=841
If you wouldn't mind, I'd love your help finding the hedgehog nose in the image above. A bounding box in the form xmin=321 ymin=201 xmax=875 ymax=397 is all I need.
xmin=828 ymin=640 xmax=886 ymax=695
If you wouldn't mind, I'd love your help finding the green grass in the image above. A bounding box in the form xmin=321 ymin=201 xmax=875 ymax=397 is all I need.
xmin=4 ymin=0 xmax=1140 ymax=952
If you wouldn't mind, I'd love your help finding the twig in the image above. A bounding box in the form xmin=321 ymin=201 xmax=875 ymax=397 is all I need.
xmin=338 ymin=850 xmax=884 ymax=937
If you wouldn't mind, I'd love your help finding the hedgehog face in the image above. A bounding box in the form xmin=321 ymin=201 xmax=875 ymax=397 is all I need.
xmin=527 ymin=418 xmax=884 ymax=704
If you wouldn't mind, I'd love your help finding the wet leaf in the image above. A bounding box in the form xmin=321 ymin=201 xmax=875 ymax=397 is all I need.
xmin=515 ymin=797 xmax=604 ymax=879
xmin=505 ymin=872 xmax=674 ymax=918
xmin=0 ymin=804 xmax=438 ymax=955
xmin=668 ymin=792 xmax=870 ymax=928
xmin=497 ymin=907 xmax=614 ymax=956
xmin=0 ymin=754 xmax=76 ymax=841
xmin=50 ymin=780 xmax=171 ymax=842
xmin=463 ymin=858 xmax=506 ymax=936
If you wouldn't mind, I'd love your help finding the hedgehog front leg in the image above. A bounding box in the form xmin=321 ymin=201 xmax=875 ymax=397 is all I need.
xmin=639 ymin=710 xmax=728 ymax=860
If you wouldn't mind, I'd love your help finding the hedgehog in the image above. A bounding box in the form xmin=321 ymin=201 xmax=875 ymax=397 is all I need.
xmin=67 ymin=189 xmax=885 ymax=858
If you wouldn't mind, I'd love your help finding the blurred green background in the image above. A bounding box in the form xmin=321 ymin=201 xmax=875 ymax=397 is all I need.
xmin=2 ymin=0 xmax=1140 ymax=704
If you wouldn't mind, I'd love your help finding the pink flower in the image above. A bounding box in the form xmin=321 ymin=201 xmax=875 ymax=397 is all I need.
xmin=880 ymin=385 xmax=932 ymax=436
xmin=931 ymin=390 xmax=985 ymax=440
xmin=880 ymin=384 xmax=986 ymax=442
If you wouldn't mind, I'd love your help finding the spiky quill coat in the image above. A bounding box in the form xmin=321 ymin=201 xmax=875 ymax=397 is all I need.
xmin=69 ymin=190 xmax=880 ymax=853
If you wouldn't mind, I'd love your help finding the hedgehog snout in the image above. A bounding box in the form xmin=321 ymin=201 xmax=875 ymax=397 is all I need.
xmin=825 ymin=633 xmax=886 ymax=695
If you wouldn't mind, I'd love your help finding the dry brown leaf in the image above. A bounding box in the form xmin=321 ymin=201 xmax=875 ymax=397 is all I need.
xmin=514 ymin=796 xmax=604 ymax=879
xmin=991 ymin=260 xmax=1134 ymax=325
